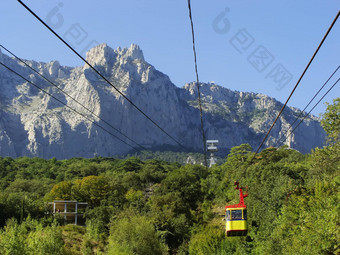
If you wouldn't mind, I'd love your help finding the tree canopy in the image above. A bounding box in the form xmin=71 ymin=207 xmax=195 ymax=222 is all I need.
xmin=0 ymin=98 xmax=339 ymax=254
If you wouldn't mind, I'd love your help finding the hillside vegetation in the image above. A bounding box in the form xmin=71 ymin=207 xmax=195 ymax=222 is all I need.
xmin=0 ymin=98 xmax=339 ymax=254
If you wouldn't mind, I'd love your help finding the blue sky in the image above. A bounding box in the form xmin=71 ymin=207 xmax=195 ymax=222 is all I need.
xmin=1 ymin=0 xmax=339 ymax=116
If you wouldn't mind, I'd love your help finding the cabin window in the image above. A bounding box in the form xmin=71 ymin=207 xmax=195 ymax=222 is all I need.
xmin=232 ymin=210 xmax=242 ymax=220
xmin=226 ymin=210 xmax=231 ymax=220
xmin=243 ymin=209 xmax=247 ymax=220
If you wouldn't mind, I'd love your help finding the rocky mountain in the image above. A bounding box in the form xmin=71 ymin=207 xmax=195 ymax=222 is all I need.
xmin=0 ymin=44 xmax=325 ymax=159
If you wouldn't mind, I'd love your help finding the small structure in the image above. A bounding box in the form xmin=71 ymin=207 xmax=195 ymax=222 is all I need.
xmin=207 ymin=140 xmax=219 ymax=167
xmin=48 ymin=200 xmax=88 ymax=225
xmin=186 ymin=155 xmax=197 ymax=165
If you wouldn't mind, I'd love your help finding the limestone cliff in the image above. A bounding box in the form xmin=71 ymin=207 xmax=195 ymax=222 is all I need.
xmin=0 ymin=44 xmax=325 ymax=158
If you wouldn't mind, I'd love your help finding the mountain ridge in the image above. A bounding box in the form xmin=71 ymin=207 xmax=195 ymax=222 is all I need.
xmin=0 ymin=43 xmax=325 ymax=158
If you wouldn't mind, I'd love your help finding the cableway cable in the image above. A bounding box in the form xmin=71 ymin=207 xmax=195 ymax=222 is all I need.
xmin=0 ymin=61 xmax=143 ymax=153
xmin=17 ymin=0 xmax=186 ymax=150
xmin=276 ymin=77 xmax=340 ymax=148
xmin=253 ymin=10 xmax=340 ymax=157
xmin=0 ymin=43 xmax=147 ymax=151
xmin=275 ymin=65 xmax=340 ymax=147
xmin=187 ymin=0 xmax=208 ymax=168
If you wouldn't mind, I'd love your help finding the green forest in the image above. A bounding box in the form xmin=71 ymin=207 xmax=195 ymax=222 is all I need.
xmin=0 ymin=98 xmax=339 ymax=255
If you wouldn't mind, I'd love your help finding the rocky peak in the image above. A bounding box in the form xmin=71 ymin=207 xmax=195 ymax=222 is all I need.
xmin=46 ymin=60 xmax=60 ymax=77
xmin=85 ymin=43 xmax=117 ymax=69
xmin=115 ymin=44 xmax=144 ymax=61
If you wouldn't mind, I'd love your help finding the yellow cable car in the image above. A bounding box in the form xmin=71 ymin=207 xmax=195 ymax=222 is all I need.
xmin=225 ymin=181 xmax=248 ymax=236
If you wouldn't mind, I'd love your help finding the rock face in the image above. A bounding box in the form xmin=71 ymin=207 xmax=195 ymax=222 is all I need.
xmin=0 ymin=44 xmax=325 ymax=159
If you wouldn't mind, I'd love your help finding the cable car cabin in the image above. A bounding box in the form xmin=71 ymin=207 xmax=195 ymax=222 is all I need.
xmin=225 ymin=207 xmax=247 ymax=236
xmin=225 ymin=182 xmax=248 ymax=237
